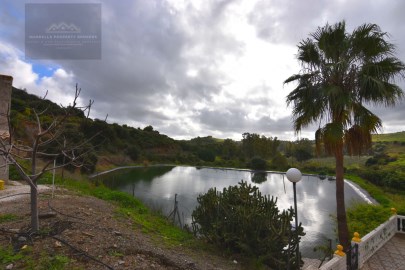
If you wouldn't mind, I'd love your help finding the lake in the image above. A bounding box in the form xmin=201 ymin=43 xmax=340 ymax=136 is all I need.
xmin=96 ymin=165 xmax=369 ymax=258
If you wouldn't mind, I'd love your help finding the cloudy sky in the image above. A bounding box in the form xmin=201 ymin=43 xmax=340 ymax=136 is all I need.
xmin=1 ymin=0 xmax=405 ymax=140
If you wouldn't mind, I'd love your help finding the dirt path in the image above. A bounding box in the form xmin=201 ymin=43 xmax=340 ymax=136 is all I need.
xmin=0 ymin=182 xmax=241 ymax=270
xmin=0 ymin=180 xmax=51 ymax=202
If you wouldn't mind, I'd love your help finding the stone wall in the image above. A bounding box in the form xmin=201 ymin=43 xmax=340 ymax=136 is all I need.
xmin=0 ymin=74 xmax=13 ymax=182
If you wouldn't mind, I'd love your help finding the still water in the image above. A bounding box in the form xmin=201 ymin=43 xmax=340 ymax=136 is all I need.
xmin=97 ymin=166 xmax=368 ymax=258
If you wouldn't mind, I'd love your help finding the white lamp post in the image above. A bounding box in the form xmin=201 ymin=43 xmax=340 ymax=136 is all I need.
xmin=286 ymin=168 xmax=302 ymax=269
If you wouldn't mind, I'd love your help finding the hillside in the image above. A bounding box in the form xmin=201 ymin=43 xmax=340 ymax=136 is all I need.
xmin=10 ymin=87 xmax=183 ymax=171
xmin=10 ymin=87 xmax=405 ymax=175
xmin=9 ymin=87 xmax=289 ymax=172
xmin=10 ymin=87 xmax=248 ymax=171
xmin=372 ymin=131 xmax=405 ymax=142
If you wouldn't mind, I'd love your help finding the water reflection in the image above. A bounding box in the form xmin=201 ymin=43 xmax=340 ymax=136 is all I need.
xmin=251 ymin=171 xmax=267 ymax=184
xmin=100 ymin=166 xmax=366 ymax=258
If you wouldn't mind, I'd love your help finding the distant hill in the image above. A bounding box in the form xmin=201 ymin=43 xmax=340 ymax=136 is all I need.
xmin=372 ymin=131 xmax=405 ymax=142
xmin=10 ymin=87 xmax=184 ymax=170
xmin=9 ymin=87 xmax=254 ymax=170
xmin=8 ymin=87 xmax=310 ymax=171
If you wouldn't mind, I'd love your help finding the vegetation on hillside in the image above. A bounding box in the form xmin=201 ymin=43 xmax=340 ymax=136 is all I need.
xmin=11 ymin=87 xmax=294 ymax=171
xmin=372 ymin=131 xmax=405 ymax=142
xmin=11 ymin=86 xmax=405 ymax=194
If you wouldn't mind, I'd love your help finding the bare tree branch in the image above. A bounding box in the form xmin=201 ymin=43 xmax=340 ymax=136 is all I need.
xmin=0 ymin=84 xmax=100 ymax=231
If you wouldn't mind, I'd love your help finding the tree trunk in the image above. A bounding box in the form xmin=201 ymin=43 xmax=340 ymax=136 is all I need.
xmin=31 ymin=145 xmax=39 ymax=232
xmin=30 ymin=183 xmax=39 ymax=231
xmin=335 ymin=146 xmax=350 ymax=251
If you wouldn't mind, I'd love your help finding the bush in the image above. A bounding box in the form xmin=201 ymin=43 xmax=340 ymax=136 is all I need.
xmin=192 ymin=181 xmax=304 ymax=269
xmin=356 ymin=168 xmax=405 ymax=190
xmin=250 ymin=156 xmax=267 ymax=170
xmin=365 ymin=153 xmax=397 ymax=167
xmin=197 ymin=149 xmax=216 ymax=162
xmin=270 ymin=153 xmax=289 ymax=171
xmin=126 ymin=145 xmax=140 ymax=161
xmin=347 ymin=203 xmax=391 ymax=236
xmin=8 ymin=165 xmax=20 ymax=180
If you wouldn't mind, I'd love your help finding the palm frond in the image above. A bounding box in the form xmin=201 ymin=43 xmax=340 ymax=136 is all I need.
xmin=344 ymin=125 xmax=372 ymax=156
xmin=316 ymin=123 xmax=344 ymax=155
xmin=351 ymin=104 xmax=382 ymax=132
xmin=286 ymin=21 xmax=404 ymax=153
xmin=284 ymin=74 xmax=303 ymax=84
xmin=350 ymin=23 xmax=395 ymax=60
xmin=297 ymin=39 xmax=321 ymax=67
xmin=315 ymin=21 xmax=347 ymax=61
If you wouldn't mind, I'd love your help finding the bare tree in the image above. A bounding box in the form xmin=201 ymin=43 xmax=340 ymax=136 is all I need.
xmin=0 ymin=84 xmax=99 ymax=231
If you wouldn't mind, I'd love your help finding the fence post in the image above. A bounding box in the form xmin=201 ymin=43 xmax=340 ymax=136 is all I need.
xmin=349 ymin=232 xmax=361 ymax=270
xmin=0 ymin=74 xmax=13 ymax=184
xmin=392 ymin=208 xmax=405 ymax=233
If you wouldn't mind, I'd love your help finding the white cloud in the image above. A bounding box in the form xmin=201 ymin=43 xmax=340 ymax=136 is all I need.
xmin=0 ymin=41 xmax=78 ymax=107
xmin=1 ymin=0 xmax=405 ymax=141
xmin=0 ymin=43 xmax=38 ymax=88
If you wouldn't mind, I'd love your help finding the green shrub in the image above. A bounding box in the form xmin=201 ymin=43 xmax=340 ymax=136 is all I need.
xmin=192 ymin=181 xmax=304 ymax=269
xmin=356 ymin=168 xmax=405 ymax=190
xmin=347 ymin=203 xmax=391 ymax=236
xmin=270 ymin=153 xmax=289 ymax=171
xmin=197 ymin=149 xmax=216 ymax=162
xmin=250 ymin=156 xmax=267 ymax=170
xmin=126 ymin=145 xmax=140 ymax=161
xmin=8 ymin=165 xmax=20 ymax=180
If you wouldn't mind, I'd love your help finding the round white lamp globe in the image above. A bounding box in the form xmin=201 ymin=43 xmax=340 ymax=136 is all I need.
xmin=286 ymin=168 xmax=302 ymax=183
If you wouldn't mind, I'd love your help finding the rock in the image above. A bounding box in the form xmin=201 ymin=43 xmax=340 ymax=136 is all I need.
xmin=113 ymin=231 xmax=122 ymax=236
xmin=5 ymin=263 xmax=13 ymax=269
xmin=18 ymin=236 xmax=27 ymax=242
xmin=232 ymin=260 xmax=238 ymax=264
xmin=118 ymin=260 xmax=125 ymax=265
xmin=55 ymin=241 xmax=62 ymax=248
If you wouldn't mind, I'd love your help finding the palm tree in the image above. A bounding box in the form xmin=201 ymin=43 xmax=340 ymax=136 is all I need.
xmin=284 ymin=21 xmax=405 ymax=250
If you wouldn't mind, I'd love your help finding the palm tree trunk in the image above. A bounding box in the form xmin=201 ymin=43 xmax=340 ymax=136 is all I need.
xmin=335 ymin=146 xmax=350 ymax=250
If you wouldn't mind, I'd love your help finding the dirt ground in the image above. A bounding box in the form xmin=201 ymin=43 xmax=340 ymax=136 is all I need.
xmin=0 ymin=182 xmax=241 ymax=270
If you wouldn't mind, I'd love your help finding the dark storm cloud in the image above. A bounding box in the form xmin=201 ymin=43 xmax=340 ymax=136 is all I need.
xmin=198 ymin=106 xmax=292 ymax=136
xmin=1 ymin=0 xmax=405 ymax=139
xmin=54 ymin=0 xmax=246 ymax=127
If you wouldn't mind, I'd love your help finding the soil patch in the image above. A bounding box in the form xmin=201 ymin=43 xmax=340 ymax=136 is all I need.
xmin=0 ymin=183 xmax=241 ymax=270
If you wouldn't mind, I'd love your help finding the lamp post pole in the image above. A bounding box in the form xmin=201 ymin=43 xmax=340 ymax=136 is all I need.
xmin=286 ymin=168 xmax=302 ymax=270
xmin=293 ymin=181 xmax=299 ymax=269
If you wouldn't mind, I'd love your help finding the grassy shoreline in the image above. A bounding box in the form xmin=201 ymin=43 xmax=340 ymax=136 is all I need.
xmin=38 ymin=173 xmax=195 ymax=247
xmin=36 ymin=163 xmax=405 ymax=252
